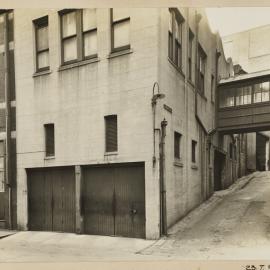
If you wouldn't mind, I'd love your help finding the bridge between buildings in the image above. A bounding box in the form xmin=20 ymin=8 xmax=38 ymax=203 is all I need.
xmin=217 ymin=70 xmax=270 ymax=134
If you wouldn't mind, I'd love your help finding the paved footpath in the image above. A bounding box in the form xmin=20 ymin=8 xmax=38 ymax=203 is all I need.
xmin=0 ymin=171 xmax=270 ymax=262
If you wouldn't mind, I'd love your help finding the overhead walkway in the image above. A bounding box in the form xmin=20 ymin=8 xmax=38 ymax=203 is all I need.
xmin=217 ymin=70 xmax=270 ymax=134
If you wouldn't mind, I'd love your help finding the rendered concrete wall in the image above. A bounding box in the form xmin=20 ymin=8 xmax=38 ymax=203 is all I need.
xmin=14 ymin=8 xmax=160 ymax=239
xmin=223 ymin=25 xmax=270 ymax=73
xmin=14 ymin=7 xmax=239 ymax=238
xmin=156 ymin=8 xmax=234 ymax=228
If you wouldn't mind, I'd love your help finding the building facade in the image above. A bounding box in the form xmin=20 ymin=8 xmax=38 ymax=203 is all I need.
xmin=0 ymin=10 xmax=17 ymax=230
xmin=0 ymin=8 xmax=247 ymax=239
xmin=223 ymin=24 xmax=270 ymax=74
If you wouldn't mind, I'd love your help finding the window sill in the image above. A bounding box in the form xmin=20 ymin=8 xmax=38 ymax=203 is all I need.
xmin=44 ymin=156 xmax=55 ymax=160
xmin=191 ymin=164 xmax=198 ymax=170
xmin=104 ymin=151 xmax=118 ymax=156
xmin=58 ymin=57 xmax=100 ymax=72
xmin=174 ymin=160 xmax=183 ymax=167
xmin=108 ymin=48 xmax=133 ymax=59
xmin=168 ymin=57 xmax=185 ymax=78
xmin=33 ymin=69 xmax=52 ymax=77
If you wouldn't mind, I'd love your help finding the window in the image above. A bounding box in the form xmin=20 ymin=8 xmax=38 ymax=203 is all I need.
xmin=168 ymin=9 xmax=184 ymax=69
xmin=188 ymin=29 xmax=194 ymax=80
xmin=253 ymin=82 xmax=270 ymax=103
xmin=211 ymin=74 xmax=215 ymax=102
xmin=105 ymin=115 xmax=118 ymax=152
xmin=110 ymin=9 xmax=130 ymax=53
xmin=191 ymin=140 xmax=197 ymax=163
xmin=197 ymin=44 xmax=206 ymax=94
xmin=34 ymin=16 xmax=49 ymax=72
xmin=174 ymin=132 xmax=181 ymax=159
xmin=60 ymin=9 xmax=97 ymax=65
xmin=0 ymin=141 xmax=4 ymax=192
xmin=235 ymin=86 xmax=252 ymax=106
xmin=44 ymin=124 xmax=55 ymax=157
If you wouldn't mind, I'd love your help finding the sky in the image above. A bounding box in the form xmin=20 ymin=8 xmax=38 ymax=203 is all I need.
xmin=206 ymin=7 xmax=270 ymax=36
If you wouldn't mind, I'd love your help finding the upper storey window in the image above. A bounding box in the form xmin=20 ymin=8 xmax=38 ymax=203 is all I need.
xmin=110 ymin=8 xmax=130 ymax=53
xmin=197 ymin=44 xmax=207 ymax=95
xmin=34 ymin=16 xmax=49 ymax=72
xmin=168 ymin=9 xmax=184 ymax=70
xmin=60 ymin=9 xmax=97 ymax=65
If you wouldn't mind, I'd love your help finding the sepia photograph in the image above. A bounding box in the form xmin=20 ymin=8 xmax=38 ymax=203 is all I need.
xmin=0 ymin=1 xmax=270 ymax=268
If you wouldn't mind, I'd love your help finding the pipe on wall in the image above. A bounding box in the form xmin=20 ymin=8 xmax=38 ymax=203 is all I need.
xmin=160 ymin=118 xmax=167 ymax=236
xmin=3 ymin=11 xmax=12 ymax=229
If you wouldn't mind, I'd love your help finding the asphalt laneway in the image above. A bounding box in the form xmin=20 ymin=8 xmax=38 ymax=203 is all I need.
xmin=141 ymin=171 xmax=270 ymax=259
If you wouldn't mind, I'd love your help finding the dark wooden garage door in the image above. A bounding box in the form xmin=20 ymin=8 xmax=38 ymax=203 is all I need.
xmin=83 ymin=163 xmax=145 ymax=238
xmin=28 ymin=167 xmax=75 ymax=233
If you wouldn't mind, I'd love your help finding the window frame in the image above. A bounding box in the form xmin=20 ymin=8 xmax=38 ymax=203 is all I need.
xmin=191 ymin=140 xmax=197 ymax=163
xmin=211 ymin=74 xmax=215 ymax=102
xmin=59 ymin=9 xmax=98 ymax=66
xmin=105 ymin=115 xmax=118 ymax=153
xmin=197 ymin=44 xmax=207 ymax=95
xmin=33 ymin=15 xmax=49 ymax=72
xmin=174 ymin=132 xmax=182 ymax=159
xmin=168 ymin=8 xmax=184 ymax=70
xmin=44 ymin=123 xmax=55 ymax=157
xmin=188 ymin=29 xmax=194 ymax=81
xmin=110 ymin=8 xmax=131 ymax=53
xmin=82 ymin=9 xmax=98 ymax=60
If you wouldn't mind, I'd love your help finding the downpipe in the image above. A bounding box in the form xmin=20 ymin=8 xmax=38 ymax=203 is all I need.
xmin=160 ymin=118 xmax=167 ymax=236
xmin=4 ymin=12 xmax=12 ymax=230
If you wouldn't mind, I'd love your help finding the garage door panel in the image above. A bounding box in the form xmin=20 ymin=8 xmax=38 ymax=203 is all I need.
xmin=28 ymin=170 xmax=43 ymax=231
xmin=61 ymin=168 xmax=76 ymax=233
xmin=51 ymin=169 xmax=63 ymax=232
xmin=83 ymin=167 xmax=114 ymax=236
xmin=28 ymin=170 xmax=53 ymax=231
xmin=43 ymin=170 xmax=53 ymax=231
xmin=28 ymin=167 xmax=75 ymax=233
xmin=83 ymin=163 xmax=145 ymax=238
xmin=114 ymin=165 xmax=145 ymax=238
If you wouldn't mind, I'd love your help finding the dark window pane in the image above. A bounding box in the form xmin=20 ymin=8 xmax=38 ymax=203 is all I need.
xmin=105 ymin=115 xmax=117 ymax=152
xmin=45 ymin=124 xmax=55 ymax=156
xmin=168 ymin=31 xmax=173 ymax=60
xmin=174 ymin=132 xmax=181 ymax=159
xmin=192 ymin=140 xmax=197 ymax=163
